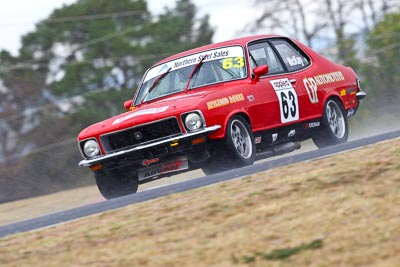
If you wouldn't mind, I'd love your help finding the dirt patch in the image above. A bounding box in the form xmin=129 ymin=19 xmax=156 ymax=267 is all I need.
xmin=0 ymin=138 xmax=399 ymax=267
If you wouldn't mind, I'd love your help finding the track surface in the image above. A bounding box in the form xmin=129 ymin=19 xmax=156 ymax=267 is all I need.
xmin=1 ymin=130 xmax=399 ymax=238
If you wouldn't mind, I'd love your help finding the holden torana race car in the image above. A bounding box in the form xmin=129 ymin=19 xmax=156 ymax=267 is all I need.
xmin=78 ymin=34 xmax=366 ymax=199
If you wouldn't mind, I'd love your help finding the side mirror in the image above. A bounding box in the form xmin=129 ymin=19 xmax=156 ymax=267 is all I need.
xmin=124 ymin=99 xmax=133 ymax=111
xmin=252 ymin=65 xmax=269 ymax=84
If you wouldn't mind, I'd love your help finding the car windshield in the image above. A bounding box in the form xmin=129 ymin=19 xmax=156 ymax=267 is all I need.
xmin=134 ymin=45 xmax=247 ymax=105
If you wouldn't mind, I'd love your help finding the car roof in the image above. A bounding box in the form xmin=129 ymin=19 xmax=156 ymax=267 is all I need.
xmin=154 ymin=34 xmax=284 ymax=66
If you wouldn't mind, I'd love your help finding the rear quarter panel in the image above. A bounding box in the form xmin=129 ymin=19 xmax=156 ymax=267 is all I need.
xmin=296 ymin=41 xmax=359 ymax=115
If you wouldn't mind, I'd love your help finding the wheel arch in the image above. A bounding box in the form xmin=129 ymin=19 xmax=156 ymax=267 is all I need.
xmin=222 ymin=111 xmax=252 ymax=137
xmin=312 ymin=95 xmax=349 ymax=148
xmin=328 ymin=94 xmax=345 ymax=110
xmin=321 ymin=93 xmax=346 ymax=117
xmin=207 ymin=109 xmax=253 ymax=139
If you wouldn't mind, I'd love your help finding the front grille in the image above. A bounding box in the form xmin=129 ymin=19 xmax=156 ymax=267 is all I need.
xmin=101 ymin=118 xmax=181 ymax=152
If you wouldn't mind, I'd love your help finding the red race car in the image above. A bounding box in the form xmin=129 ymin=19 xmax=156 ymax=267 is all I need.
xmin=78 ymin=34 xmax=366 ymax=199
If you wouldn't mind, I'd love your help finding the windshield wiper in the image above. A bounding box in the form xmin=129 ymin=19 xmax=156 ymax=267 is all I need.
xmin=184 ymin=54 xmax=207 ymax=91
xmin=139 ymin=67 xmax=172 ymax=106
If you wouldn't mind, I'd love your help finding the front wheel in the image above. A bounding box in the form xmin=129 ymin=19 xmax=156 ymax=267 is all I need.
xmin=312 ymin=99 xmax=348 ymax=148
xmin=225 ymin=116 xmax=256 ymax=164
xmin=95 ymin=169 xmax=139 ymax=199
xmin=202 ymin=116 xmax=256 ymax=175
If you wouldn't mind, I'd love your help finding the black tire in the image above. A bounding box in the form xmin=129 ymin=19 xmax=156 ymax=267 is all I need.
xmin=225 ymin=116 xmax=256 ymax=164
xmin=95 ymin=169 xmax=139 ymax=199
xmin=202 ymin=116 xmax=256 ymax=175
xmin=312 ymin=99 xmax=348 ymax=148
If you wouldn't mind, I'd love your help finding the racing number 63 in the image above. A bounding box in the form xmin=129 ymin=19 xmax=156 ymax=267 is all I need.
xmin=280 ymin=90 xmax=297 ymax=119
xmin=270 ymin=78 xmax=299 ymax=123
xmin=222 ymin=57 xmax=244 ymax=69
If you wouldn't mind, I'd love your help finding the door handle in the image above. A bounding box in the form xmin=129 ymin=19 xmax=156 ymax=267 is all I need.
xmin=289 ymin=79 xmax=296 ymax=84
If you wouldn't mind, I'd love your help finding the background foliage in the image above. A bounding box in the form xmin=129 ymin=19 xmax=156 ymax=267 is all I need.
xmin=0 ymin=0 xmax=214 ymax=202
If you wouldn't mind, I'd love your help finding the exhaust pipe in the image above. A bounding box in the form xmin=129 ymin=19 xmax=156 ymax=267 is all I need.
xmin=273 ymin=142 xmax=301 ymax=155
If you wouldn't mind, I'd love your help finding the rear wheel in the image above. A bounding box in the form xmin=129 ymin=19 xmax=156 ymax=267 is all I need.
xmin=312 ymin=99 xmax=348 ymax=148
xmin=202 ymin=116 xmax=256 ymax=175
xmin=95 ymin=169 xmax=138 ymax=199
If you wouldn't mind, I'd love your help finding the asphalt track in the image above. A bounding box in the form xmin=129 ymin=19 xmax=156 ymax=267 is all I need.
xmin=1 ymin=130 xmax=399 ymax=238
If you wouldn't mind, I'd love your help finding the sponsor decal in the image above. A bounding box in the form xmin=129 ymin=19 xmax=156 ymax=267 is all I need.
xmin=303 ymin=71 xmax=345 ymax=104
xmin=286 ymin=56 xmax=305 ymax=67
xmin=112 ymin=106 xmax=169 ymax=125
xmin=303 ymin=77 xmax=318 ymax=104
xmin=341 ymin=87 xmax=357 ymax=97
xmin=207 ymin=93 xmax=244 ymax=110
xmin=247 ymin=95 xmax=255 ymax=102
xmin=229 ymin=93 xmax=245 ymax=103
xmin=305 ymin=121 xmax=321 ymax=129
xmin=270 ymin=78 xmax=293 ymax=90
xmin=138 ymin=156 xmax=189 ymax=180
xmin=144 ymin=46 xmax=245 ymax=82
xmin=142 ymin=158 xmax=160 ymax=166
xmin=255 ymin=136 xmax=262 ymax=144
xmin=312 ymin=71 xmax=345 ymax=85
xmin=347 ymin=87 xmax=357 ymax=95
xmin=173 ymin=57 xmax=198 ymax=69
xmin=174 ymin=50 xmax=231 ymax=69
xmin=207 ymin=97 xmax=229 ymax=110
xmin=270 ymin=78 xmax=299 ymax=123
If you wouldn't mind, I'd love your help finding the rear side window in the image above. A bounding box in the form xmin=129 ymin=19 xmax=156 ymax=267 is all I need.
xmin=248 ymin=42 xmax=285 ymax=75
xmin=270 ymin=39 xmax=310 ymax=72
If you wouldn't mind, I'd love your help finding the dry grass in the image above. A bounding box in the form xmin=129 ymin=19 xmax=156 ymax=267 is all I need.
xmin=0 ymin=170 xmax=204 ymax=226
xmin=0 ymin=138 xmax=399 ymax=267
xmin=0 ymin=186 xmax=102 ymax=226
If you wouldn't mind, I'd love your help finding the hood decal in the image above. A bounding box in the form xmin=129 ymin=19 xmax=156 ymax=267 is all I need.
xmin=112 ymin=106 xmax=169 ymax=125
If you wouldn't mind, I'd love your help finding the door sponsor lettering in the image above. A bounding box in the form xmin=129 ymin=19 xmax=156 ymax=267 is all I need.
xmin=207 ymin=93 xmax=244 ymax=110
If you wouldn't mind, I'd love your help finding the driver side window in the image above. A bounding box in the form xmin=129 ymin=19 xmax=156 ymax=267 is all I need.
xmin=248 ymin=42 xmax=284 ymax=75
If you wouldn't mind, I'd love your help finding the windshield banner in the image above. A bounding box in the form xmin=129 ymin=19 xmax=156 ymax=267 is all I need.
xmin=144 ymin=46 xmax=245 ymax=82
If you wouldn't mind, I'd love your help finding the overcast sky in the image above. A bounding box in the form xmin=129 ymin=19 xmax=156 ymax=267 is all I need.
xmin=0 ymin=0 xmax=257 ymax=56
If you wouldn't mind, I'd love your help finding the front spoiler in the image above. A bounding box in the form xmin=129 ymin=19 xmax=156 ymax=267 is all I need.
xmin=79 ymin=125 xmax=221 ymax=167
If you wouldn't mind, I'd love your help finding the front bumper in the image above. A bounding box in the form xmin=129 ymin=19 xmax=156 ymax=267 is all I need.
xmin=356 ymin=91 xmax=367 ymax=100
xmin=79 ymin=125 xmax=221 ymax=167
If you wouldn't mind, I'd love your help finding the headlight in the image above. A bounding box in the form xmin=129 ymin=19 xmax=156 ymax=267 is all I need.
xmin=83 ymin=140 xmax=100 ymax=158
xmin=184 ymin=113 xmax=203 ymax=132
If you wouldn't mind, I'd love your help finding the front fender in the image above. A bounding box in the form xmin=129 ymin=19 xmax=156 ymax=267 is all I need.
xmin=207 ymin=109 xmax=252 ymax=139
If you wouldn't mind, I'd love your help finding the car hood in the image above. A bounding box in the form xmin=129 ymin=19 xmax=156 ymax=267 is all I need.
xmin=78 ymin=90 xmax=215 ymax=140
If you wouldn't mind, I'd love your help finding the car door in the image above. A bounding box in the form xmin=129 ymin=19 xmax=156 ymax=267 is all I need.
xmin=247 ymin=41 xmax=285 ymax=130
xmin=249 ymin=38 xmax=315 ymax=129
xmin=269 ymin=38 xmax=317 ymax=121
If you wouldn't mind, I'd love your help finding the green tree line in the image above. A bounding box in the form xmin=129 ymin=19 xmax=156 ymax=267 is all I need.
xmin=0 ymin=0 xmax=213 ymax=202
